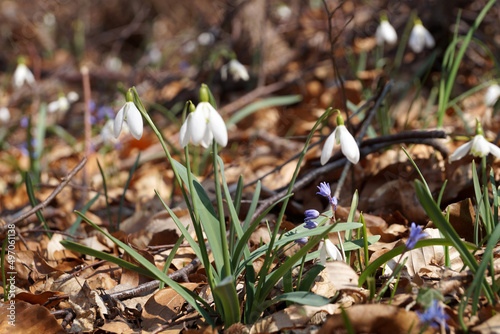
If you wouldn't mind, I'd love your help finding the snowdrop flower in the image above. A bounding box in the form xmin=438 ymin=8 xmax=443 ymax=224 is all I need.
xmin=0 ymin=107 xmax=10 ymax=123
xmin=221 ymin=59 xmax=250 ymax=82
xmin=485 ymin=84 xmax=500 ymax=107
xmin=114 ymin=90 xmax=143 ymax=140
xmin=67 ymin=91 xmax=79 ymax=103
xmin=321 ymin=112 xmax=359 ymax=165
xmin=179 ymin=84 xmax=228 ymax=148
xmin=320 ymin=239 xmax=342 ymax=264
xmin=408 ymin=18 xmax=435 ymax=53
xmin=376 ymin=15 xmax=397 ymax=46
xmin=12 ymin=57 xmax=35 ymax=88
xmin=449 ymin=121 xmax=500 ymax=162
xmin=47 ymin=93 xmax=70 ymax=113
xmin=405 ymin=222 xmax=428 ymax=250
xmin=417 ymin=300 xmax=449 ymax=329
xmin=101 ymin=119 xmax=117 ymax=145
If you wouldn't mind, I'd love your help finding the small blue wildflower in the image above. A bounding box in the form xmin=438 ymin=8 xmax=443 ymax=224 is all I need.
xmin=295 ymin=237 xmax=309 ymax=245
xmin=417 ymin=300 xmax=449 ymax=328
xmin=316 ymin=182 xmax=338 ymax=209
xmin=316 ymin=182 xmax=331 ymax=198
xmin=305 ymin=209 xmax=320 ymax=220
xmin=20 ymin=116 xmax=29 ymax=128
xmin=304 ymin=220 xmax=318 ymax=229
xmin=304 ymin=209 xmax=320 ymax=229
xmin=406 ymin=222 xmax=428 ymax=250
xmin=97 ymin=106 xmax=114 ymax=121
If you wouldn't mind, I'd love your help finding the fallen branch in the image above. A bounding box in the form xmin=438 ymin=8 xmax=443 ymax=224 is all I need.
xmin=3 ymin=157 xmax=87 ymax=231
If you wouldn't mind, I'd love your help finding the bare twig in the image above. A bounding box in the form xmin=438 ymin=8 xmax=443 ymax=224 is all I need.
xmin=251 ymin=131 xmax=448 ymax=221
xmin=4 ymin=157 xmax=87 ymax=231
xmin=107 ymin=257 xmax=201 ymax=301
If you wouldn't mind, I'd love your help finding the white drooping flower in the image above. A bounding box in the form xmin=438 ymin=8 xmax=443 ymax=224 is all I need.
xmin=101 ymin=119 xmax=118 ymax=145
xmin=12 ymin=58 xmax=35 ymax=88
xmin=321 ymin=112 xmax=360 ymax=165
xmin=408 ymin=19 xmax=435 ymax=53
xmin=114 ymin=90 xmax=143 ymax=140
xmin=179 ymin=85 xmax=228 ymax=148
xmin=449 ymin=122 xmax=500 ymax=162
xmin=221 ymin=59 xmax=250 ymax=82
xmin=67 ymin=91 xmax=79 ymax=103
xmin=47 ymin=93 xmax=70 ymax=113
xmin=485 ymin=84 xmax=500 ymax=107
xmin=376 ymin=18 xmax=397 ymax=46
xmin=0 ymin=107 xmax=10 ymax=123
xmin=320 ymin=239 xmax=342 ymax=265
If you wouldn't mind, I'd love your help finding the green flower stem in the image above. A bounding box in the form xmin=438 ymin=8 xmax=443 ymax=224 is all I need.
xmin=360 ymin=213 xmax=369 ymax=269
xmin=131 ymin=88 xmax=194 ymax=216
xmin=253 ymin=107 xmax=335 ymax=304
xmin=296 ymin=255 xmax=307 ymax=289
xmin=212 ymin=140 xmax=232 ymax=279
xmin=184 ymin=146 xmax=216 ymax=289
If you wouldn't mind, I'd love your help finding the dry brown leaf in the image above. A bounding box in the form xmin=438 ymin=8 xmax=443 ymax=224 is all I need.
xmin=384 ymin=228 xmax=463 ymax=279
xmin=311 ymin=266 xmax=337 ymax=299
xmin=142 ymin=283 xmax=200 ymax=331
xmin=99 ymin=320 xmax=138 ymax=334
xmin=14 ymin=291 xmax=66 ymax=308
xmin=324 ymin=261 xmax=359 ymax=290
xmin=250 ymin=304 xmax=338 ymax=334
xmin=0 ymin=300 xmax=65 ymax=334
xmin=67 ymin=281 xmax=97 ymax=332
xmin=13 ymin=250 xmax=62 ymax=289
xmin=471 ymin=313 xmax=500 ymax=333
xmin=444 ymin=198 xmax=476 ymax=242
xmin=317 ymin=304 xmax=432 ymax=334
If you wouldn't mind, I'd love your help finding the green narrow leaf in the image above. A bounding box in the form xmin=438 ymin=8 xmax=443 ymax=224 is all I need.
xmin=227 ymin=95 xmax=302 ymax=127
xmin=68 ymin=193 xmax=99 ymax=235
xmin=159 ymin=234 xmax=185 ymax=290
xmin=97 ymin=159 xmax=113 ymax=231
xmin=73 ymin=210 xmax=215 ymax=325
xmin=213 ymin=276 xmax=240 ymax=326
xmin=298 ymin=264 xmax=325 ymax=292
xmin=118 ymin=152 xmax=141 ymax=229
xmin=61 ymin=240 xmax=155 ymax=277
xmin=243 ymin=181 xmax=261 ymax=231
xmin=25 ymin=172 xmax=51 ymax=237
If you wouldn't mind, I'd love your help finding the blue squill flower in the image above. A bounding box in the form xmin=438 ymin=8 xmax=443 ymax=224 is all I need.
xmin=406 ymin=222 xmax=428 ymax=250
xmin=316 ymin=182 xmax=338 ymax=209
xmin=304 ymin=209 xmax=320 ymax=229
xmin=417 ymin=300 xmax=449 ymax=328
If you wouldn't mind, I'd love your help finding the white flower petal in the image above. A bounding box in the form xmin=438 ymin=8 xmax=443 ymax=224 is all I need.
xmin=200 ymin=126 xmax=213 ymax=148
xmin=0 ymin=107 xmax=10 ymax=123
xmin=114 ymin=105 xmax=125 ymax=138
xmin=47 ymin=100 xmax=60 ymax=113
xmin=485 ymin=84 xmax=500 ymax=107
xmin=320 ymin=241 xmax=327 ymax=266
xmin=424 ymin=29 xmax=435 ymax=48
xmin=338 ymin=125 xmax=360 ymax=164
xmin=448 ymin=141 xmax=473 ymax=162
xmin=190 ymin=103 xmax=209 ymax=144
xmin=125 ymin=102 xmax=143 ymax=140
xmin=409 ymin=25 xmax=425 ymax=53
xmin=179 ymin=115 xmax=190 ymax=148
xmin=471 ymin=135 xmax=491 ymax=157
xmin=229 ymin=60 xmax=249 ymax=81
xmin=322 ymin=239 xmax=342 ymax=263
xmin=376 ymin=21 xmax=397 ymax=46
xmin=208 ymin=109 xmax=228 ymax=147
xmin=321 ymin=128 xmax=337 ymax=165
xmin=487 ymin=141 xmax=500 ymax=159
